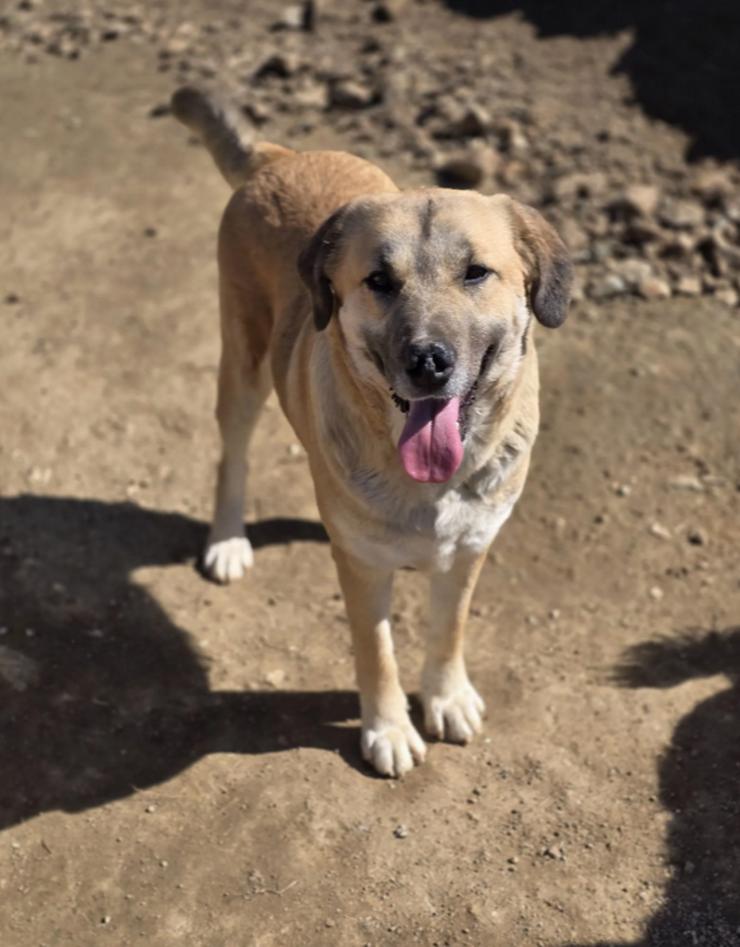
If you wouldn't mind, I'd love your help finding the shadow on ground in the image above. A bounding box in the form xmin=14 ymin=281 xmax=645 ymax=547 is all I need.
xmin=568 ymin=625 xmax=740 ymax=947
xmin=445 ymin=0 xmax=740 ymax=161
xmin=0 ymin=494 xmax=359 ymax=832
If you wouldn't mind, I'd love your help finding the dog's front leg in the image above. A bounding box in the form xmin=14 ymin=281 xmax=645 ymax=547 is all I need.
xmin=332 ymin=545 xmax=426 ymax=777
xmin=422 ymin=550 xmax=487 ymax=744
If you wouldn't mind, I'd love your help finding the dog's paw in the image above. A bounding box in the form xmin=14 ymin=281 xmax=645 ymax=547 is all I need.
xmin=422 ymin=677 xmax=485 ymax=744
xmin=203 ymin=536 xmax=254 ymax=583
xmin=361 ymin=717 xmax=426 ymax=778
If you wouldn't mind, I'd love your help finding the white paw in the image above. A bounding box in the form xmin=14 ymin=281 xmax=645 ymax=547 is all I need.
xmin=361 ymin=717 xmax=426 ymax=778
xmin=423 ymin=678 xmax=485 ymax=744
xmin=203 ymin=536 xmax=253 ymax=583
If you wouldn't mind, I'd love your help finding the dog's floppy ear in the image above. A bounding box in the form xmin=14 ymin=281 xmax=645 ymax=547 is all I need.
xmin=507 ymin=199 xmax=573 ymax=328
xmin=297 ymin=205 xmax=348 ymax=331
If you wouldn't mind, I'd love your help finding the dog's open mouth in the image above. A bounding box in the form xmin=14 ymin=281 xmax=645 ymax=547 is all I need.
xmin=390 ymin=345 xmax=494 ymax=484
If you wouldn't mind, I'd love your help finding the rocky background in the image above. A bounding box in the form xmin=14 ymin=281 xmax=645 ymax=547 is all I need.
xmin=3 ymin=0 xmax=740 ymax=308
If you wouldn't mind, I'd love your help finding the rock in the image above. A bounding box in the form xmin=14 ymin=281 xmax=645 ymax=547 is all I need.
xmin=393 ymin=824 xmax=409 ymax=839
xmin=372 ymin=0 xmax=408 ymax=22
xmin=435 ymin=142 xmax=498 ymax=189
xmin=667 ymin=474 xmax=704 ymax=492
xmin=649 ymin=523 xmax=672 ymax=540
xmin=649 ymin=586 xmax=664 ymax=601
xmin=550 ymin=171 xmax=608 ymax=203
xmin=637 ymin=275 xmax=671 ymax=300
xmin=692 ymin=167 xmax=736 ymax=205
xmin=610 ymin=258 xmax=653 ymax=290
xmin=329 ymin=78 xmax=377 ymax=109
xmin=254 ymin=52 xmax=301 ymax=80
xmin=290 ymin=80 xmax=329 ymax=110
xmin=715 ymin=287 xmax=739 ymax=306
xmin=588 ymin=273 xmax=628 ymax=299
xmin=264 ymin=668 xmax=286 ymax=687
xmin=687 ymin=527 xmax=707 ymax=546
xmin=273 ymin=3 xmax=312 ymax=30
xmin=659 ymin=198 xmax=704 ymax=229
xmin=675 ymin=274 xmax=702 ymax=296
xmin=612 ymin=184 xmax=660 ymax=218
xmin=497 ymin=119 xmax=529 ymax=156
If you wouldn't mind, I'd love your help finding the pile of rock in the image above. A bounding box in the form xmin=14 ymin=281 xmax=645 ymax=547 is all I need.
xmin=2 ymin=0 xmax=738 ymax=305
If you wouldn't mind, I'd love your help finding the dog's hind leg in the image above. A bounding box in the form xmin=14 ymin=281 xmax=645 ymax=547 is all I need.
xmin=204 ymin=277 xmax=272 ymax=583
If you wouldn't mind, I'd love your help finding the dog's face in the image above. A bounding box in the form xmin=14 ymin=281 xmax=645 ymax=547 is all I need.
xmin=299 ymin=190 xmax=572 ymax=482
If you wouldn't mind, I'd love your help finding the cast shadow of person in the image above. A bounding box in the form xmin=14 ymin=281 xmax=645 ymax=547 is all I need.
xmin=0 ymin=494 xmax=365 ymax=833
xmin=444 ymin=0 xmax=740 ymax=161
xmin=567 ymin=625 xmax=740 ymax=947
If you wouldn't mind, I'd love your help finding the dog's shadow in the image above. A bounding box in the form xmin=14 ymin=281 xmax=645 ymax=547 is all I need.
xmin=0 ymin=494 xmax=367 ymax=832
xmin=567 ymin=625 xmax=740 ymax=947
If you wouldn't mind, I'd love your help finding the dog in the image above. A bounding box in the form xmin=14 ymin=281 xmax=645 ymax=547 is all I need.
xmin=171 ymin=86 xmax=573 ymax=777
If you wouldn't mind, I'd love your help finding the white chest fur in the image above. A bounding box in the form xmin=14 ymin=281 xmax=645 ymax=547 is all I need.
xmin=334 ymin=481 xmax=518 ymax=574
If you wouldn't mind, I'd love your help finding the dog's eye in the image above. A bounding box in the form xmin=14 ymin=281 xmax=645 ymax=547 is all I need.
xmin=464 ymin=265 xmax=491 ymax=285
xmin=365 ymin=270 xmax=394 ymax=294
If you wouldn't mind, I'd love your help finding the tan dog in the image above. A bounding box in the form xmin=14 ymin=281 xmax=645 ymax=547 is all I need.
xmin=172 ymin=87 xmax=573 ymax=777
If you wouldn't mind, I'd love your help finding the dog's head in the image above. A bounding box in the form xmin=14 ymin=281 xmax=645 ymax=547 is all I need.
xmin=298 ymin=190 xmax=572 ymax=483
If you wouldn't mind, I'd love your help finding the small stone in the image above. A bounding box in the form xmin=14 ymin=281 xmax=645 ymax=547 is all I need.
xmin=329 ymin=79 xmax=376 ymax=109
xmin=550 ymin=172 xmax=607 ymax=203
xmin=145 ymin=804 xmax=156 ymax=813
xmin=649 ymin=586 xmax=664 ymax=601
xmin=675 ymin=275 xmax=702 ymax=296
xmin=667 ymin=474 xmax=704 ymax=492
xmin=273 ymin=4 xmax=309 ymax=30
xmin=588 ymin=273 xmax=628 ymax=299
xmin=254 ymin=52 xmax=301 ymax=80
xmin=615 ymin=483 xmax=631 ymax=497
xmin=614 ymin=184 xmax=661 ymax=218
xmin=649 ymin=523 xmax=672 ymax=540
xmin=715 ymin=287 xmax=739 ymax=306
xmin=659 ymin=199 xmax=704 ymax=230
xmin=393 ymin=824 xmax=409 ymax=839
xmin=435 ymin=143 xmax=497 ymax=189
xmin=101 ymin=916 xmax=111 ymax=925
xmin=372 ymin=0 xmax=408 ymax=22
xmin=610 ymin=258 xmax=653 ymax=291
xmin=687 ymin=527 xmax=707 ymax=546
xmin=264 ymin=668 xmax=286 ymax=687
xmin=291 ymin=81 xmax=329 ymax=110
xmin=637 ymin=275 xmax=671 ymax=300
xmin=149 ymin=103 xmax=171 ymax=119
xmin=692 ymin=167 xmax=736 ymax=205
xmin=497 ymin=119 xmax=529 ymax=155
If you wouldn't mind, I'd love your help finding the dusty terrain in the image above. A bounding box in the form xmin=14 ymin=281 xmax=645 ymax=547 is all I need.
xmin=1 ymin=2 xmax=739 ymax=945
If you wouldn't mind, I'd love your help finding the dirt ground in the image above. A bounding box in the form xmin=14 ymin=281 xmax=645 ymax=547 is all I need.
xmin=1 ymin=3 xmax=739 ymax=946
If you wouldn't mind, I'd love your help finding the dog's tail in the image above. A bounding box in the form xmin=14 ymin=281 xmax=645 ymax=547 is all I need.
xmin=171 ymin=86 xmax=291 ymax=189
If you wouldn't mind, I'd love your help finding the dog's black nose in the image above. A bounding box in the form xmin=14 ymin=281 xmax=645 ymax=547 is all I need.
xmin=404 ymin=341 xmax=455 ymax=392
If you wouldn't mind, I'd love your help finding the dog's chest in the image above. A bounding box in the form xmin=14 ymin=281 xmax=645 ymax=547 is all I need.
xmin=337 ymin=487 xmax=516 ymax=573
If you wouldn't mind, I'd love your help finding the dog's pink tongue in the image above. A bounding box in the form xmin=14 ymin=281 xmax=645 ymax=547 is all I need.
xmin=398 ymin=397 xmax=463 ymax=483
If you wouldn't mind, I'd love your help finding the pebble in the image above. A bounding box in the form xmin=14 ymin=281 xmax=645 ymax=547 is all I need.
xmin=675 ymin=275 xmax=702 ymax=296
xmin=637 ymin=275 xmax=671 ymax=299
xmin=649 ymin=586 xmax=664 ymax=601
xmin=686 ymin=527 xmax=707 ymax=546
xmin=649 ymin=523 xmax=672 ymax=540
xmin=659 ymin=199 xmax=704 ymax=230
xmin=667 ymin=474 xmax=704 ymax=492
xmin=393 ymin=824 xmax=409 ymax=839
xmin=435 ymin=145 xmax=497 ymax=189
xmin=329 ymin=79 xmax=376 ymax=110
